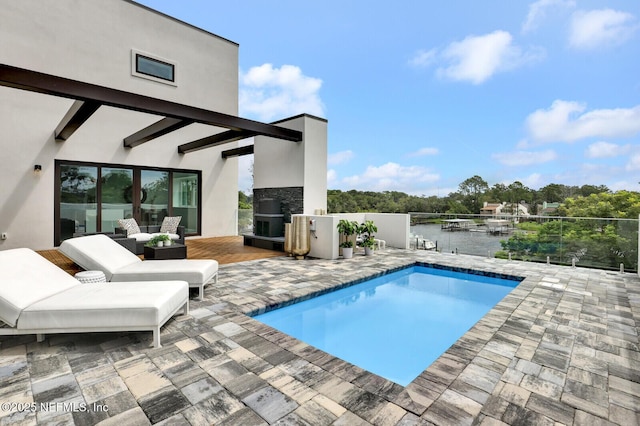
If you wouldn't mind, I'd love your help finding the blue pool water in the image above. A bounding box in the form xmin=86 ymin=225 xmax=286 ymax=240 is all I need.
xmin=253 ymin=265 xmax=520 ymax=386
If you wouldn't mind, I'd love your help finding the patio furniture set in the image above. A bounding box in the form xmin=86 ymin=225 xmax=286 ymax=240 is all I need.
xmin=0 ymin=217 xmax=218 ymax=348
xmin=73 ymin=217 xmax=186 ymax=255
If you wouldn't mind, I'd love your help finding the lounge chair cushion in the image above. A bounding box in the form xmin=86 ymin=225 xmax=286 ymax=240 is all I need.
xmin=0 ymin=248 xmax=79 ymax=327
xmin=59 ymin=235 xmax=219 ymax=297
xmin=19 ymin=281 xmax=188 ymax=330
xmin=109 ymin=260 xmax=218 ymax=286
xmin=60 ymin=234 xmax=142 ymax=280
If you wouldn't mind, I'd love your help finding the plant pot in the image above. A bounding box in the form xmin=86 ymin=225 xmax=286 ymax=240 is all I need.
xmin=364 ymin=246 xmax=374 ymax=256
xmin=342 ymin=247 xmax=353 ymax=259
xmin=165 ymin=240 xmax=171 ymax=246
xmin=157 ymin=241 xmax=164 ymax=247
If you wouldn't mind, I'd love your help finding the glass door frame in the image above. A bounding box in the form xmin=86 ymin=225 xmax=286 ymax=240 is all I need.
xmin=54 ymin=160 xmax=202 ymax=245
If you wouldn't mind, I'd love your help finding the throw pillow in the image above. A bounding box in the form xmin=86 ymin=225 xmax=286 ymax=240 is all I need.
xmin=160 ymin=216 xmax=182 ymax=233
xmin=118 ymin=218 xmax=141 ymax=236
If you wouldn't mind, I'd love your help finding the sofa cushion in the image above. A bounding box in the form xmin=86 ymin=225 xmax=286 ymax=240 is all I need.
xmin=160 ymin=216 xmax=182 ymax=233
xmin=126 ymin=232 xmax=180 ymax=243
xmin=128 ymin=232 xmax=154 ymax=242
xmin=118 ymin=218 xmax=141 ymax=236
xmin=59 ymin=234 xmax=141 ymax=281
xmin=0 ymin=248 xmax=79 ymax=327
xmin=151 ymin=232 xmax=180 ymax=241
xmin=19 ymin=281 xmax=188 ymax=329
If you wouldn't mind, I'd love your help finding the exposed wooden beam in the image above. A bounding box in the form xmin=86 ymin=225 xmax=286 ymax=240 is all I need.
xmin=54 ymin=100 xmax=101 ymax=141
xmin=222 ymin=145 xmax=254 ymax=158
xmin=179 ymin=129 xmax=259 ymax=154
xmin=123 ymin=117 xmax=193 ymax=148
xmin=0 ymin=64 xmax=303 ymax=149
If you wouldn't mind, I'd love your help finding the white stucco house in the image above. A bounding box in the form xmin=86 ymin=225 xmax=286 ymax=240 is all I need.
xmin=0 ymin=0 xmax=327 ymax=251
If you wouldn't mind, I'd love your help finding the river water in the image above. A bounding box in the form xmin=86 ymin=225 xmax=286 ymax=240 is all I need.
xmin=410 ymin=223 xmax=507 ymax=257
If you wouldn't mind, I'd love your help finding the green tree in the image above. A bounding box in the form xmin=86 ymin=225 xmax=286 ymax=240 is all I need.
xmin=558 ymin=190 xmax=640 ymax=219
xmin=457 ymin=175 xmax=489 ymax=213
xmin=238 ymin=191 xmax=252 ymax=209
xmin=486 ymin=183 xmax=508 ymax=203
xmin=538 ymin=183 xmax=564 ymax=203
xmin=578 ymin=184 xmax=610 ymax=197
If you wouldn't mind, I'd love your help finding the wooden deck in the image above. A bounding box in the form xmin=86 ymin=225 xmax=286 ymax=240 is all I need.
xmin=38 ymin=236 xmax=285 ymax=275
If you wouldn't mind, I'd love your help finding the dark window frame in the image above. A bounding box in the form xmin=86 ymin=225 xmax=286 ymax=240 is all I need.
xmin=135 ymin=53 xmax=175 ymax=82
xmin=54 ymin=160 xmax=201 ymax=246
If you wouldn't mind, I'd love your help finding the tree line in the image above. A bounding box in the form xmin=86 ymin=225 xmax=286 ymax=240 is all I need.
xmin=328 ymin=175 xmax=640 ymax=219
xmin=240 ymin=175 xmax=640 ymax=219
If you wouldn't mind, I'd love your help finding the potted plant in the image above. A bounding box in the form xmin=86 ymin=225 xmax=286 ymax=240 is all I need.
xmin=337 ymin=219 xmax=358 ymax=259
xmin=146 ymin=234 xmax=171 ymax=247
xmin=361 ymin=237 xmax=376 ymax=256
xmin=340 ymin=240 xmax=354 ymax=259
xmin=358 ymin=220 xmax=378 ymax=256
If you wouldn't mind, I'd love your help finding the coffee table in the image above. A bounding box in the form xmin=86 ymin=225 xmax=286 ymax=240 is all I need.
xmin=144 ymin=243 xmax=187 ymax=260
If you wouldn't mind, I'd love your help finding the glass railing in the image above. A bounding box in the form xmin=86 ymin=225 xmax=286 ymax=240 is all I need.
xmin=238 ymin=209 xmax=253 ymax=235
xmin=410 ymin=213 xmax=638 ymax=273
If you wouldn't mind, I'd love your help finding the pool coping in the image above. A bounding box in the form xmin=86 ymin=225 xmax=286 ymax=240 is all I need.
xmin=248 ymin=261 xmax=526 ymax=388
xmin=244 ymin=261 xmax=526 ymax=317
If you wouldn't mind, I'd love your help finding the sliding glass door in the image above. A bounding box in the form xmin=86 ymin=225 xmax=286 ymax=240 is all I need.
xmin=172 ymin=172 xmax=199 ymax=233
xmin=101 ymin=168 xmax=134 ymax=233
xmin=140 ymin=170 xmax=169 ymax=226
xmin=59 ymin=165 xmax=97 ymax=240
xmin=56 ymin=161 xmax=200 ymax=244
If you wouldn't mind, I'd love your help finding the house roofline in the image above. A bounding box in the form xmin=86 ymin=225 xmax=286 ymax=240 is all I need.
xmin=126 ymin=0 xmax=238 ymax=47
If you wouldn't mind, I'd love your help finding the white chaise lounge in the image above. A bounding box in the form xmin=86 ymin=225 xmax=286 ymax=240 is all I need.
xmin=0 ymin=248 xmax=188 ymax=348
xmin=59 ymin=234 xmax=218 ymax=301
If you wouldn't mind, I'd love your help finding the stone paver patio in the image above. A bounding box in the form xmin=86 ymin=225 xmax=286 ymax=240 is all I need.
xmin=1 ymin=249 xmax=639 ymax=425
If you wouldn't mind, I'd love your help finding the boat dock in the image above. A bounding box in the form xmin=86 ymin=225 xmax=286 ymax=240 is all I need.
xmin=485 ymin=219 xmax=513 ymax=235
xmin=441 ymin=219 xmax=477 ymax=231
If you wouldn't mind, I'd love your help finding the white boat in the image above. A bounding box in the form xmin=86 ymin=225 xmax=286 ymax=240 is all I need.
xmin=410 ymin=234 xmax=436 ymax=250
xmin=423 ymin=239 xmax=436 ymax=250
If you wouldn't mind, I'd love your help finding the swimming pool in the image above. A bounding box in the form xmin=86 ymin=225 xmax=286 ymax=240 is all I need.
xmin=253 ymin=265 xmax=521 ymax=386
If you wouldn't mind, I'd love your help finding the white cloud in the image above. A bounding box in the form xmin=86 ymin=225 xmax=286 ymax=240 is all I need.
xmin=408 ymin=147 xmax=439 ymax=157
xmin=327 ymin=169 xmax=338 ymax=187
xmin=239 ymin=64 xmax=325 ymax=122
xmin=342 ymin=162 xmax=439 ymax=191
xmin=492 ymin=149 xmax=557 ymax=166
xmin=328 ymin=150 xmax=355 ymax=166
xmin=521 ymin=173 xmax=545 ymax=188
xmin=585 ymin=141 xmax=632 ymax=158
xmin=522 ymin=0 xmax=576 ymax=33
xmin=526 ymin=100 xmax=640 ymax=143
xmin=408 ymin=49 xmax=437 ymax=68
xmin=435 ymin=31 xmax=545 ymax=84
xmin=569 ymin=9 xmax=639 ymax=49
xmin=625 ymin=153 xmax=640 ymax=171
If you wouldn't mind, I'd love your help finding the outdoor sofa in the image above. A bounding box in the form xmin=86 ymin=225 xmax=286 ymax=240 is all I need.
xmin=59 ymin=234 xmax=218 ymax=300
xmin=0 ymin=248 xmax=189 ymax=348
xmin=115 ymin=224 xmax=185 ymax=255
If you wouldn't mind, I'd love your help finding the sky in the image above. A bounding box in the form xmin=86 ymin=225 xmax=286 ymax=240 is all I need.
xmin=137 ymin=0 xmax=640 ymax=197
